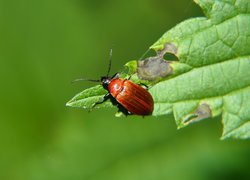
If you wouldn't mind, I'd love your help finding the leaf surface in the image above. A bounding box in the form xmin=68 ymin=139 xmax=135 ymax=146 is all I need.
xmin=150 ymin=0 xmax=250 ymax=139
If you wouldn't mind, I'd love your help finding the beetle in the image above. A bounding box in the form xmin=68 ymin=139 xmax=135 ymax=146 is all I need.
xmin=73 ymin=49 xmax=154 ymax=115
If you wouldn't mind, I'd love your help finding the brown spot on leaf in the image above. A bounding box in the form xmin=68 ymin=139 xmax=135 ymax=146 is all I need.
xmin=195 ymin=103 xmax=212 ymax=119
xmin=184 ymin=103 xmax=212 ymax=125
xmin=137 ymin=56 xmax=172 ymax=81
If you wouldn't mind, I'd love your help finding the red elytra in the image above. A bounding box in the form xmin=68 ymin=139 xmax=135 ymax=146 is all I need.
xmin=104 ymin=78 xmax=154 ymax=115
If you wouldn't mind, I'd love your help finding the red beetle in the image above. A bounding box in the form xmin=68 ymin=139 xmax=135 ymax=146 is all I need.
xmin=74 ymin=49 xmax=154 ymax=115
xmin=101 ymin=75 xmax=154 ymax=115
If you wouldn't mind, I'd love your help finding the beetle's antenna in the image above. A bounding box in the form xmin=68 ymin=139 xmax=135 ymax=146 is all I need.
xmin=106 ymin=48 xmax=112 ymax=77
xmin=71 ymin=78 xmax=101 ymax=84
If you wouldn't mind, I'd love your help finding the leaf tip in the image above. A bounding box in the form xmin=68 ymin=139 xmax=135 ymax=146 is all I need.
xmin=66 ymin=98 xmax=76 ymax=107
xmin=65 ymin=101 xmax=72 ymax=107
xmin=176 ymin=123 xmax=186 ymax=130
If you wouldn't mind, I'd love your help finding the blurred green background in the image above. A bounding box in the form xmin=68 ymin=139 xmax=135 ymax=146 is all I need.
xmin=1 ymin=0 xmax=250 ymax=180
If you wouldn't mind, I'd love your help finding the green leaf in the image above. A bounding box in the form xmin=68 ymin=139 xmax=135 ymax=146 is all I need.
xmin=67 ymin=0 xmax=250 ymax=139
xmin=150 ymin=0 xmax=250 ymax=139
xmin=66 ymin=85 xmax=113 ymax=109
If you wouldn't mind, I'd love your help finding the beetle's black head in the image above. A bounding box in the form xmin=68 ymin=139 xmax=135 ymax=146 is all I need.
xmin=101 ymin=76 xmax=111 ymax=89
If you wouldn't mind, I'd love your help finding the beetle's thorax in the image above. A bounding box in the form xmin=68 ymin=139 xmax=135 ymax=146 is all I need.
xmin=107 ymin=78 xmax=126 ymax=97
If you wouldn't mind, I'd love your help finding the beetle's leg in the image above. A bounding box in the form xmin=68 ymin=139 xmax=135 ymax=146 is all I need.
xmin=127 ymin=75 xmax=148 ymax=89
xmin=111 ymin=73 xmax=120 ymax=79
xmin=115 ymin=102 xmax=132 ymax=116
xmin=138 ymin=83 xmax=149 ymax=90
xmin=117 ymin=108 xmax=131 ymax=116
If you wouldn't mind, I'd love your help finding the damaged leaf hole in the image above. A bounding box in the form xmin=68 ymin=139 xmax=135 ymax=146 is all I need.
xmin=163 ymin=53 xmax=178 ymax=61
